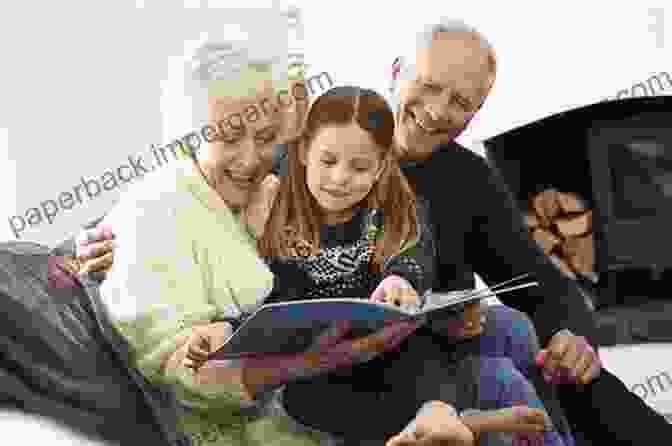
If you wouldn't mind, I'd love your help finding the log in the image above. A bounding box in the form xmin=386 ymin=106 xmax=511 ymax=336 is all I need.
xmin=532 ymin=189 xmax=561 ymax=226
xmin=525 ymin=212 xmax=540 ymax=229
xmin=560 ymin=234 xmax=594 ymax=274
xmin=555 ymin=211 xmax=592 ymax=238
xmin=532 ymin=228 xmax=561 ymax=254
xmin=557 ymin=191 xmax=588 ymax=213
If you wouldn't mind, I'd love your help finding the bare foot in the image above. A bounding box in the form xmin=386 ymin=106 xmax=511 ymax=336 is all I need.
xmin=460 ymin=406 xmax=552 ymax=436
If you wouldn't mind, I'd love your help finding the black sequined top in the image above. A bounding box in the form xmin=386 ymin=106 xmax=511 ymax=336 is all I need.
xmin=264 ymin=198 xmax=436 ymax=304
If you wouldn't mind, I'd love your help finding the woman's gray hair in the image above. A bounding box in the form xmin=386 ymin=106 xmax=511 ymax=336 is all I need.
xmin=161 ymin=7 xmax=305 ymax=139
xmin=387 ymin=18 xmax=497 ymax=110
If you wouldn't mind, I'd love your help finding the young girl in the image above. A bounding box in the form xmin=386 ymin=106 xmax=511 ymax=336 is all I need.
xmin=250 ymin=85 xmax=565 ymax=445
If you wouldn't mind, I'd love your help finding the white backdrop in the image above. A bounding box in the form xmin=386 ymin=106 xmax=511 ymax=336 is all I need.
xmin=1 ymin=0 xmax=670 ymax=244
xmin=0 ymin=0 xmax=671 ymax=434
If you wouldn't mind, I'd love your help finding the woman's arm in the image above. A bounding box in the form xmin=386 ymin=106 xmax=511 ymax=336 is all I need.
xmin=98 ymin=190 xmax=270 ymax=407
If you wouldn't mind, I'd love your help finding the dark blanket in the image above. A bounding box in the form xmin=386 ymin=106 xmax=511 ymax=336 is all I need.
xmin=0 ymin=240 xmax=190 ymax=446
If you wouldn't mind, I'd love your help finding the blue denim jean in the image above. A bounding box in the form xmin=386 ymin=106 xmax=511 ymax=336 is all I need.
xmin=471 ymin=304 xmax=575 ymax=446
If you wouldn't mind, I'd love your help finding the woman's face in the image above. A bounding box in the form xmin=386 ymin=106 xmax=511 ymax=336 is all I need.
xmin=204 ymin=82 xmax=286 ymax=208
xmin=302 ymin=122 xmax=384 ymax=223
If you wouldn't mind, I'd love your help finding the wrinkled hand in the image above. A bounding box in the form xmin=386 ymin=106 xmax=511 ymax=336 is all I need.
xmin=536 ymin=329 xmax=602 ymax=385
xmin=75 ymin=224 xmax=115 ymax=273
xmin=370 ymin=275 xmax=421 ymax=310
xmin=386 ymin=401 xmax=474 ymax=446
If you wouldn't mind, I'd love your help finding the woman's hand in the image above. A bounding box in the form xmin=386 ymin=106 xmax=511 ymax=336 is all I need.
xmin=370 ymin=275 xmax=421 ymax=309
xmin=75 ymin=224 xmax=115 ymax=273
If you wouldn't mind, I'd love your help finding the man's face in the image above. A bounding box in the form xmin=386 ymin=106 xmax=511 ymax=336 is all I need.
xmin=395 ymin=32 xmax=493 ymax=160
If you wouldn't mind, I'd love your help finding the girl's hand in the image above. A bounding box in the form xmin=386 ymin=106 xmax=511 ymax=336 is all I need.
xmin=75 ymin=224 xmax=115 ymax=273
xmin=182 ymin=328 xmax=212 ymax=371
xmin=371 ymin=275 xmax=421 ymax=309
xmin=181 ymin=322 xmax=232 ymax=371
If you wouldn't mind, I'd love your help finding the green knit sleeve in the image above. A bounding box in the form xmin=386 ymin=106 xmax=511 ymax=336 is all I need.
xmin=99 ymin=184 xmax=252 ymax=407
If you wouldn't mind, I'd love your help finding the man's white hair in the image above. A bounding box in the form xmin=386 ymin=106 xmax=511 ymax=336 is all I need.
xmin=387 ymin=18 xmax=497 ymax=110
xmin=160 ymin=7 xmax=304 ymax=141
xmin=415 ymin=18 xmax=497 ymax=75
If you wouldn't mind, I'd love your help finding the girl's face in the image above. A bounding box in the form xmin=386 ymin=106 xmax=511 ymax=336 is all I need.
xmin=302 ymin=122 xmax=384 ymax=223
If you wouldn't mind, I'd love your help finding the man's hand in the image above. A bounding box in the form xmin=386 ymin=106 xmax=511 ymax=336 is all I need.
xmin=536 ymin=329 xmax=602 ymax=385
xmin=371 ymin=275 xmax=421 ymax=309
xmin=386 ymin=401 xmax=475 ymax=446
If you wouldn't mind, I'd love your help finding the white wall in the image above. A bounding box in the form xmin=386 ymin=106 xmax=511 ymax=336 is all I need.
xmin=1 ymin=0 xmax=670 ymax=247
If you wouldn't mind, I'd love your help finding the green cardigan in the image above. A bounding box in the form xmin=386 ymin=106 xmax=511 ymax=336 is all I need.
xmin=99 ymin=158 xmax=324 ymax=446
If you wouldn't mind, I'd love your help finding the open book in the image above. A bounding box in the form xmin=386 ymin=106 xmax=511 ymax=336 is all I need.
xmin=209 ymin=274 xmax=537 ymax=360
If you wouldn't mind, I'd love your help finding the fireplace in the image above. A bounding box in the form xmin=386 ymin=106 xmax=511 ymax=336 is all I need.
xmin=588 ymin=111 xmax=672 ymax=276
xmin=482 ymin=96 xmax=672 ymax=345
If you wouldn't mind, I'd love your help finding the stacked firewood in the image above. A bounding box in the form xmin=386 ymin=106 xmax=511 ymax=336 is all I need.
xmin=524 ymin=189 xmax=598 ymax=282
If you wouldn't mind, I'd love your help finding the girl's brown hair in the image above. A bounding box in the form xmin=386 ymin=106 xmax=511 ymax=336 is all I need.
xmin=257 ymin=85 xmax=418 ymax=273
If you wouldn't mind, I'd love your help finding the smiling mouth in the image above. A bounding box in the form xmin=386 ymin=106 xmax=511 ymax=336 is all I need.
xmin=407 ymin=109 xmax=443 ymax=135
xmin=323 ymin=189 xmax=349 ymax=198
xmin=227 ymin=171 xmax=257 ymax=189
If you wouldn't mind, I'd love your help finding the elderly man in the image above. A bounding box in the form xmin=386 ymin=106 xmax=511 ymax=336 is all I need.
xmin=379 ymin=19 xmax=672 ymax=446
